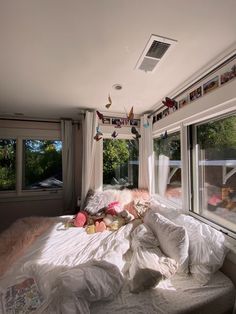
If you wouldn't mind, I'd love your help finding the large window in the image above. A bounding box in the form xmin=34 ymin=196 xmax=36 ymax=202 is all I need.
xmin=103 ymin=139 xmax=139 ymax=190
xmin=154 ymin=131 xmax=182 ymax=206
xmin=0 ymin=139 xmax=16 ymax=191
xmin=191 ymin=114 xmax=236 ymax=232
xmin=22 ymin=140 xmax=62 ymax=190
xmin=0 ymin=136 xmax=62 ymax=194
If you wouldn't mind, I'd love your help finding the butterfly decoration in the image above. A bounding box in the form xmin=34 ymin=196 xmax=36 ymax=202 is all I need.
xmin=131 ymin=126 xmax=141 ymax=139
xmin=111 ymin=130 xmax=118 ymax=138
xmin=94 ymin=133 xmax=102 ymax=141
xmin=105 ymin=94 xmax=112 ymax=109
xmin=94 ymin=125 xmax=103 ymax=141
xmin=162 ymin=97 xmax=178 ymax=108
xmin=160 ymin=130 xmax=168 ymax=140
xmin=96 ymin=110 xmax=104 ymax=123
xmin=96 ymin=125 xmax=103 ymax=136
xmin=127 ymin=106 xmax=134 ymax=121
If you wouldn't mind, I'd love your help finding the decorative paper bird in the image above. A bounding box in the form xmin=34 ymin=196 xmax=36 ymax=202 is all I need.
xmin=96 ymin=110 xmax=104 ymax=123
xmin=162 ymin=97 xmax=177 ymax=108
xmin=94 ymin=125 xmax=103 ymax=141
xmin=96 ymin=125 xmax=103 ymax=136
xmin=105 ymin=94 xmax=112 ymax=109
xmin=94 ymin=133 xmax=102 ymax=141
xmin=127 ymin=106 xmax=134 ymax=121
xmin=111 ymin=130 xmax=118 ymax=138
xmin=131 ymin=126 xmax=141 ymax=139
xmin=160 ymin=130 xmax=168 ymax=140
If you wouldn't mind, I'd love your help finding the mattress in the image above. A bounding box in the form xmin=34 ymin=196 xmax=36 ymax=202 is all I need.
xmin=0 ymin=217 xmax=235 ymax=314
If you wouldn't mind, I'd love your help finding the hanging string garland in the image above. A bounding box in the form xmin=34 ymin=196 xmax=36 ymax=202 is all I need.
xmin=94 ymin=102 xmax=142 ymax=141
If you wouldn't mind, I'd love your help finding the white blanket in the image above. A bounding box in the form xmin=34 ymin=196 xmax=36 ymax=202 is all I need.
xmin=38 ymin=260 xmax=124 ymax=314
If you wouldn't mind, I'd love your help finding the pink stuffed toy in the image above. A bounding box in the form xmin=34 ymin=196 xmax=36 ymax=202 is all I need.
xmin=95 ymin=221 xmax=107 ymax=232
xmin=74 ymin=211 xmax=88 ymax=227
xmin=106 ymin=201 xmax=123 ymax=215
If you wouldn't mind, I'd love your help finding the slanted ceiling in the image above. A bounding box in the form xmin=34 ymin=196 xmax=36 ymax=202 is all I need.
xmin=0 ymin=0 xmax=235 ymax=119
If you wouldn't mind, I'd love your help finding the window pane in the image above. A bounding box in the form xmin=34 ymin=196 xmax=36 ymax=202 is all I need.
xmin=103 ymin=139 xmax=139 ymax=190
xmin=23 ymin=140 xmax=62 ymax=190
xmin=193 ymin=114 xmax=236 ymax=232
xmin=0 ymin=139 xmax=16 ymax=191
xmin=154 ymin=131 xmax=182 ymax=206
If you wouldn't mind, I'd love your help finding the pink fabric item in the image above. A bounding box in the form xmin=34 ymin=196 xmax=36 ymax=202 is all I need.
xmin=74 ymin=211 xmax=88 ymax=227
xmin=107 ymin=201 xmax=123 ymax=214
xmin=0 ymin=217 xmax=55 ymax=277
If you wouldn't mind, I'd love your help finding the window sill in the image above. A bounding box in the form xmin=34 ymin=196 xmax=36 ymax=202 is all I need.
xmin=0 ymin=189 xmax=63 ymax=202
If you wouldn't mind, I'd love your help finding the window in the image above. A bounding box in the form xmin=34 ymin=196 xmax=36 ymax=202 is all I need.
xmin=0 ymin=138 xmax=63 ymax=194
xmin=103 ymin=139 xmax=139 ymax=190
xmin=190 ymin=113 xmax=236 ymax=233
xmin=154 ymin=131 xmax=182 ymax=206
xmin=0 ymin=139 xmax=16 ymax=191
xmin=22 ymin=140 xmax=62 ymax=190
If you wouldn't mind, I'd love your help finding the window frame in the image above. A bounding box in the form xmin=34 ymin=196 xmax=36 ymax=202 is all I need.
xmin=152 ymin=93 xmax=236 ymax=240
xmin=188 ymin=112 xmax=236 ymax=238
xmin=153 ymin=127 xmax=183 ymax=208
xmin=101 ymin=126 xmax=140 ymax=190
xmin=0 ymin=121 xmax=63 ymax=200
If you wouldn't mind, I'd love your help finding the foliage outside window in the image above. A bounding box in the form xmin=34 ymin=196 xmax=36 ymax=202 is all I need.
xmin=191 ymin=114 xmax=236 ymax=232
xmin=0 ymin=139 xmax=16 ymax=191
xmin=153 ymin=131 xmax=182 ymax=206
xmin=103 ymin=139 xmax=138 ymax=190
xmin=23 ymin=140 xmax=62 ymax=190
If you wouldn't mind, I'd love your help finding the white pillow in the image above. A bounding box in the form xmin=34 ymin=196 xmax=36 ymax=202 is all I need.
xmin=149 ymin=197 xmax=180 ymax=220
xmin=173 ymin=214 xmax=229 ymax=284
xmin=129 ymin=224 xmax=177 ymax=293
xmin=144 ymin=211 xmax=189 ymax=274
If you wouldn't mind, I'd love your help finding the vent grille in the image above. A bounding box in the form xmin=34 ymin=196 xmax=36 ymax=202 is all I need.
xmin=135 ymin=35 xmax=177 ymax=72
xmin=146 ymin=41 xmax=170 ymax=59
xmin=139 ymin=58 xmax=159 ymax=72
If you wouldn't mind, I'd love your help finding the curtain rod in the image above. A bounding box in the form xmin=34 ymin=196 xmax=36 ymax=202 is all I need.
xmin=148 ymin=52 xmax=236 ymax=119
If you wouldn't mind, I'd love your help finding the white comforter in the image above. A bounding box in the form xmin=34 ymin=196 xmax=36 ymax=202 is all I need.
xmin=38 ymin=260 xmax=124 ymax=314
xmin=0 ymin=218 xmax=134 ymax=313
xmin=0 ymin=217 xmax=235 ymax=314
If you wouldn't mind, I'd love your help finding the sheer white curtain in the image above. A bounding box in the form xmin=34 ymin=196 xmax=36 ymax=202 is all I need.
xmin=61 ymin=119 xmax=75 ymax=212
xmin=158 ymin=154 xmax=169 ymax=197
xmin=81 ymin=111 xmax=99 ymax=207
xmin=138 ymin=114 xmax=155 ymax=193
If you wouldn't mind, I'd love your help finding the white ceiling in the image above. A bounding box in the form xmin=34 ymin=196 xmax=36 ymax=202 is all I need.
xmin=0 ymin=0 xmax=236 ymax=120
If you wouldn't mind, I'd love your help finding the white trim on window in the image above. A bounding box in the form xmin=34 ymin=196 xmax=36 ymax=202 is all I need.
xmin=0 ymin=121 xmax=62 ymax=199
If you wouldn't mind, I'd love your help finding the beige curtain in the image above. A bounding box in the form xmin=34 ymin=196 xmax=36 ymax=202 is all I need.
xmin=61 ymin=119 xmax=75 ymax=212
xmin=138 ymin=114 xmax=155 ymax=193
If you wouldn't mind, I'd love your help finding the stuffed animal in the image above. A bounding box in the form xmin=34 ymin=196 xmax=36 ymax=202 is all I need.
xmin=103 ymin=214 xmax=114 ymax=227
xmin=74 ymin=211 xmax=88 ymax=227
xmin=106 ymin=201 xmax=123 ymax=215
xmin=109 ymin=216 xmax=125 ymax=231
xmin=119 ymin=209 xmax=135 ymax=223
xmin=95 ymin=221 xmax=107 ymax=232
xmin=86 ymin=224 xmax=96 ymax=234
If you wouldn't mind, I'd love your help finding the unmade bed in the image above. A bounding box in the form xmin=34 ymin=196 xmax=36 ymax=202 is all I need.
xmin=0 ymin=191 xmax=235 ymax=314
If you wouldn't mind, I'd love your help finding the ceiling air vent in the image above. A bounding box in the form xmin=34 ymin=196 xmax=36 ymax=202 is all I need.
xmin=135 ymin=34 xmax=177 ymax=72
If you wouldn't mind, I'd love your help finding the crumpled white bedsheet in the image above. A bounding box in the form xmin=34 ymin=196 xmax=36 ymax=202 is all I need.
xmin=0 ymin=218 xmax=134 ymax=313
xmin=37 ymin=260 xmax=124 ymax=314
